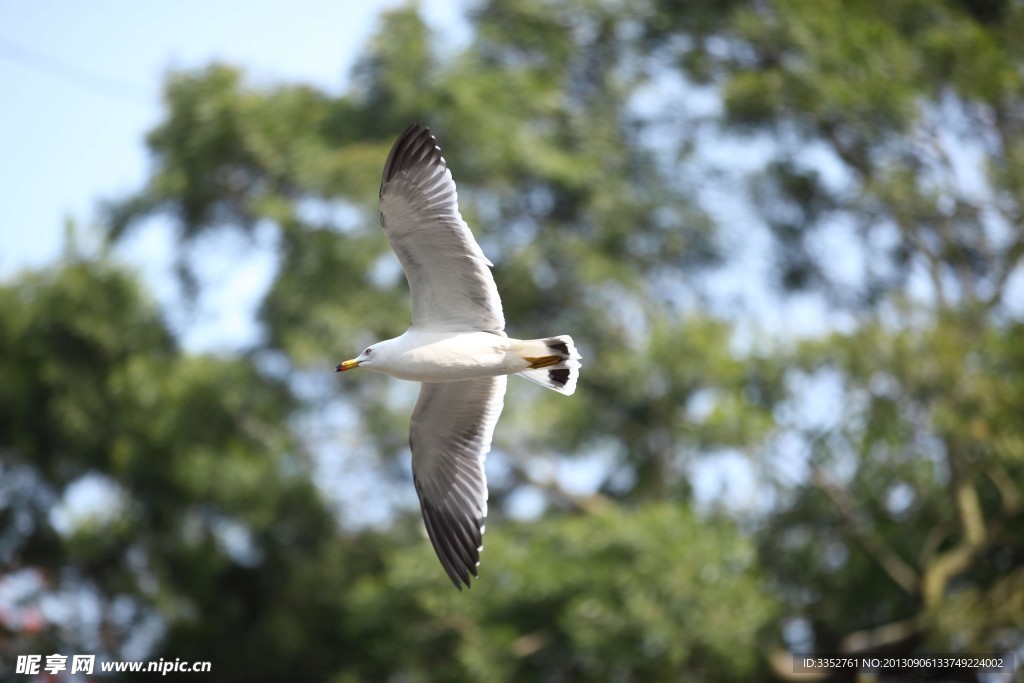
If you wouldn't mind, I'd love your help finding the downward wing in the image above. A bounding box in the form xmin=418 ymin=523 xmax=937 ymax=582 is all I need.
xmin=379 ymin=123 xmax=505 ymax=333
xmin=410 ymin=376 xmax=506 ymax=589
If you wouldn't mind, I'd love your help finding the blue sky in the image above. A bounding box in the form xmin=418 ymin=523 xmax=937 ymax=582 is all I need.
xmin=0 ymin=0 xmax=476 ymax=355
xmin=0 ymin=0 xmax=468 ymax=277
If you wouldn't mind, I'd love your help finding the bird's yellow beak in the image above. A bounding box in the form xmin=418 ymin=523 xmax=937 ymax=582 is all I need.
xmin=336 ymin=359 xmax=362 ymax=372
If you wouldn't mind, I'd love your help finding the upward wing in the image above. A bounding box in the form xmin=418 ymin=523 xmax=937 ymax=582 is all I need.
xmin=410 ymin=376 xmax=506 ymax=589
xmin=379 ymin=123 xmax=505 ymax=333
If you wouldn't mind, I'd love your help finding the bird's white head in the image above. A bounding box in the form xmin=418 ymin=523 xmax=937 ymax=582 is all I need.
xmin=336 ymin=341 xmax=387 ymax=373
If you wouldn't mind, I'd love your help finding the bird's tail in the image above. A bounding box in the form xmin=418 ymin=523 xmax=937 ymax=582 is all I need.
xmin=514 ymin=335 xmax=582 ymax=396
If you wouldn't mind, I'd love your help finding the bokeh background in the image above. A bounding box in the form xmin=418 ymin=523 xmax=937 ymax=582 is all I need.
xmin=2 ymin=1 xmax=1023 ymax=681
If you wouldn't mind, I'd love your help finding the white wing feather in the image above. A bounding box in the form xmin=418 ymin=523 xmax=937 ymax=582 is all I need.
xmin=379 ymin=123 xmax=505 ymax=333
xmin=410 ymin=376 xmax=506 ymax=589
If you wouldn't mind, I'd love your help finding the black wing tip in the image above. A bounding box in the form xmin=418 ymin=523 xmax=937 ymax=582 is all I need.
xmin=395 ymin=122 xmax=428 ymax=147
xmin=404 ymin=121 xmax=427 ymax=135
xmin=381 ymin=122 xmax=443 ymax=187
xmin=448 ymin=564 xmax=478 ymax=591
xmin=417 ymin=495 xmax=485 ymax=591
xmin=440 ymin=549 xmax=480 ymax=591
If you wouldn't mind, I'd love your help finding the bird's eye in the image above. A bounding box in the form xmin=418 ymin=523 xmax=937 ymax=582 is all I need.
xmin=364 ymin=348 xmax=372 ymax=355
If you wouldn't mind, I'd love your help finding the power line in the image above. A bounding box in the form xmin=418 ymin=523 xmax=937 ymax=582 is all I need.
xmin=0 ymin=36 xmax=154 ymax=105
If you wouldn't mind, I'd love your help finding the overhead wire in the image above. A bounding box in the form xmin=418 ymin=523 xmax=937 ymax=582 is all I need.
xmin=0 ymin=35 xmax=154 ymax=105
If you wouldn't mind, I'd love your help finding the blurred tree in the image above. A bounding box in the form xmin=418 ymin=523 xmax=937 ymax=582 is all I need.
xmin=0 ymin=257 xmax=367 ymax=680
xmin=105 ymin=3 xmax=770 ymax=502
xmin=3 ymin=0 xmax=1020 ymax=680
xmin=0 ymin=256 xmax=779 ymax=681
xmin=350 ymin=504 xmax=779 ymax=682
xmin=643 ymin=0 xmax=1024 ymax=674
xmin=90 ymin=2 xmax=781 ymax=676
xmin=760 ymin=314 xmax=1024 ymax=672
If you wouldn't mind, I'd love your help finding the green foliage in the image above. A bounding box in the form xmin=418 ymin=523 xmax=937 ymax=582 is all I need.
xmin=6 ymin=0 xmax=1024 ymax=679
xmin=350 ymin=504 xmax=778 ymax=682
xmin=351 ymin=6 xmax=440 ymax=135
xmin=104 ymin=1 xmax=735 ymax=487
xmin=0 ymin=259 xmax=358 ymax=679
xmin=675 ymin=0 xmax=1024 ymax=661
xmin=759 ymin=310 xmax=1024 ymax=656
xmin=0 ymin=259 xmax=779 ymax=679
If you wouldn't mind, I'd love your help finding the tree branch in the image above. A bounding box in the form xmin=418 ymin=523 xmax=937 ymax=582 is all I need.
xmin=813 ymin=471 xmax=920 ymax=595
xmin=986 ymin=462 xmax=1022 ymax=515
xmin=841 ymin=615 xmax=921 ymax=653
xmin=921 ymin=448 xmax=990 ymax=609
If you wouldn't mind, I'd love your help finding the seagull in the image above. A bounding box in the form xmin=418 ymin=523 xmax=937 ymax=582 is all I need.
xmin=336 ymin=123 xmax=581 ymax=589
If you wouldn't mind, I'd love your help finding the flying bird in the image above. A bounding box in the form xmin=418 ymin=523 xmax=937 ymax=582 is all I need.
xmin=336 ymin=123 xmax=581 ymax=589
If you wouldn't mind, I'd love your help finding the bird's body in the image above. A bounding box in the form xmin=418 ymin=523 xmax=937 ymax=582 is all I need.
xmin=350 ymin=329 xmax=573 ymax=383
xmin=337 ymin=123 xmax=581 ymax=589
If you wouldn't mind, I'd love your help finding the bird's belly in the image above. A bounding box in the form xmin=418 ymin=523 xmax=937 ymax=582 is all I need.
xmin=387 ymin=332 xmax=516 ymax=382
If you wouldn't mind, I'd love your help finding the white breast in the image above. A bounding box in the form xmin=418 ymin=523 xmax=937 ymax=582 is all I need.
xmin=382 ymin=330 xmax=518 ymax=382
